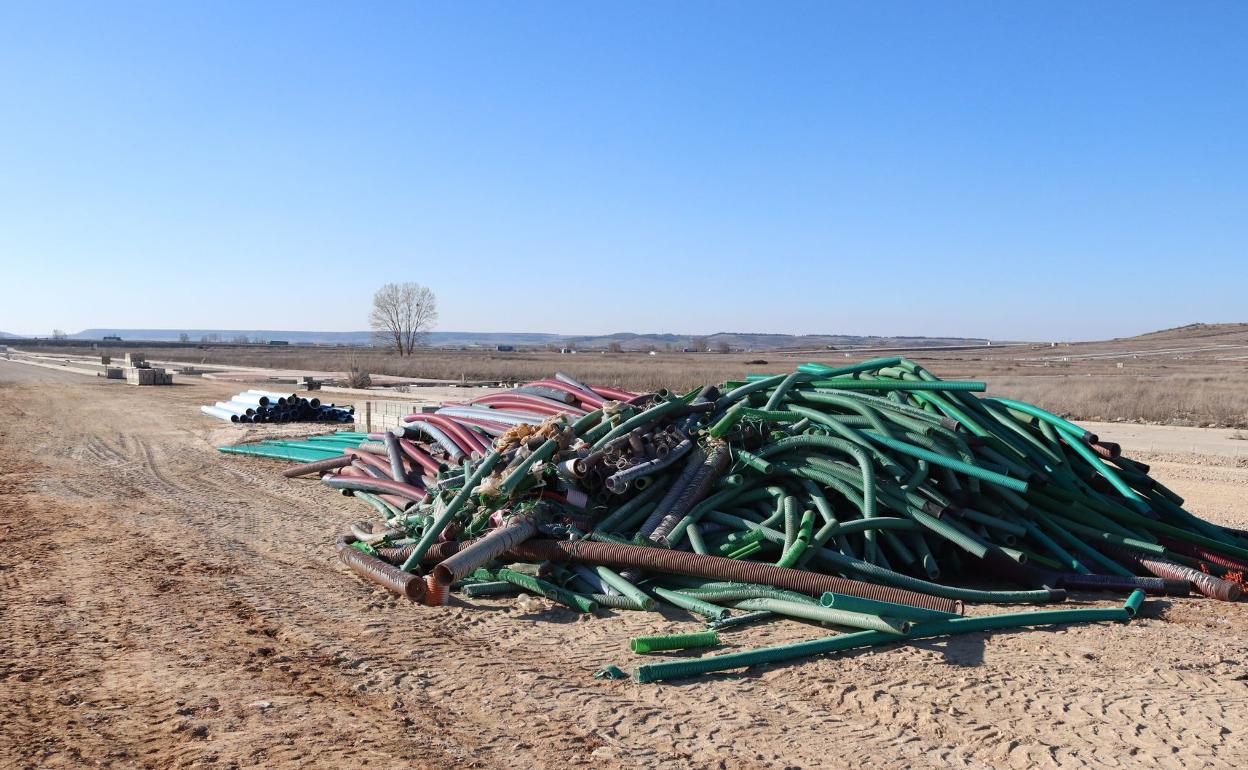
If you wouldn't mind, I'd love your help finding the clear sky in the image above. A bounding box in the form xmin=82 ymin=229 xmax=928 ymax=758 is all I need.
xmin=1 ymin=2 xmax=1244 ymax=340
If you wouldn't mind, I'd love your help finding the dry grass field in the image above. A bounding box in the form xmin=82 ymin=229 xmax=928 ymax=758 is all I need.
xmin=27 ymin=323 xmax=1248 ymax=427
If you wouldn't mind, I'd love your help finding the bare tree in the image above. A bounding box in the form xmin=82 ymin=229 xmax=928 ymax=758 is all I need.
xmin=231 ymin=334 xmax=249 ymax=344
xmin=715 ymin=339 xmax=731 ymax=354
xmin=178 ymin=332 xmax=190 ymax=343
xmin=370 ymin=282 xmax=438 ymax=356
xmin=690 ymin=336 xmax=709 ymax=353
xmin=607 ymin=341 xmax=623 ymax=354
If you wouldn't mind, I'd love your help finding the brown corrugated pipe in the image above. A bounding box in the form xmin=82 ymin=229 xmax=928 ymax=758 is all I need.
xmin=1109 ymin=546 xmax=1242 ymax=601
xmin=506 ymin=539 xmax=962 ymax=614
xmin=335 ymin=536 xmax=426 ymax=601
xmin=1156 ymin=535 xmax=1248 ymax=574
xmin=431 ymin=515 xmax=539 ymax=587
xmin=376 ymin=539 xmax=462 ymax=566
xmin=423 ymin=575 xmax=449 ymax=606
xmin=282 ymin=454 xmax=353 ymax=478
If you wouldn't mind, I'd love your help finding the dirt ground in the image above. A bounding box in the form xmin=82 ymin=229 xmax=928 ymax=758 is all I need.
xmin=2 ymin=360 xmax=1247 ymax=769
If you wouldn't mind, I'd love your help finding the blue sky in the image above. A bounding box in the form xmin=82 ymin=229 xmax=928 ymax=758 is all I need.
xmin=1 ymin=2 xmax=1244 ymax=340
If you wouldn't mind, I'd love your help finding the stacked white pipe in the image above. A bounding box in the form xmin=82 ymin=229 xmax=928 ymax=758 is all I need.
xmin=200 ymin=390 xmax=354 ymax=424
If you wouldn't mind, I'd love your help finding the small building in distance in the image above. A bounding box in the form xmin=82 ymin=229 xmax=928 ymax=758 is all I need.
xmin=496 ymin=344 xmax=515 ymax=352
xmin=103 ymin=335 xmax=122 ymax=341
xmin=268 ymin=340 xmax=290 ymax=346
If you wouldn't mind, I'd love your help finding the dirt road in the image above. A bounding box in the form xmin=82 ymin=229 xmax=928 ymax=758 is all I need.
xmin=2 ymin=363 xmax=1247 ymax=769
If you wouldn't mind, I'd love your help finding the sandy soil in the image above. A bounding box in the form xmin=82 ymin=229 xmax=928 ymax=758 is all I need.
xmin=2 ymin=360 xmax=1247 ymax=769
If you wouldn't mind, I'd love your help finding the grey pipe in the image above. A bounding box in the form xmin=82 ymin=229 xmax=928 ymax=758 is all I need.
xmin=646 ymin=442 xmax=731 ymax=546
xmin=555 ymin=371 xmax=600 ymax=400
xmin=436 ymin=407 xmax=544 ymax=426
xmin=514 ymin=385 xmax=576 ymax=404
xmin=384 ymin=431 xmax=409 ymax=484
xmin=395 ymin=423 xmax=465 ymax=462
xmin=605 ymin=437 xmax=694 ymax=494
xmin=430 ymin=515 xmax=539 ymax=586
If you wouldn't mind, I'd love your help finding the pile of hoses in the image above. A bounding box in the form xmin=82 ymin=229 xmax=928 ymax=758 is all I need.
xmin=269 ymin=362 xmax=1245 ymax=682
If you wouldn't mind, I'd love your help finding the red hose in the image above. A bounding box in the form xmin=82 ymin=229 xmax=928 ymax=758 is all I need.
xmin=338 ymin=465 xmax=414 ymax=510
xmin=282 ymin=454 xmax=353 ymax=478
xmin=431 ymin=414 xmax=491 ymax=454
xmin=446 ymin=415 xmax=510 ymax=437
xmin=591 ymin=385 xmax=638 ymax=401
xmin=471 ymin=392 xmax=588 ymax=416
xmin=343 ymin=447 xmax=397 ymax=476
xmin=405 ymin=414 xmax=490 ymax=455
xmin=470 ymin=395 xmax=583 ymax=417
xmin=324 ymin=473 xmax=429 ymax=503
xmin=398 ymin=438 xmax=442 ymax=476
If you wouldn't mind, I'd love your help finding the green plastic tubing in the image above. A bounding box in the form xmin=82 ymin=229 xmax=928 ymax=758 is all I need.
xmin=630 ymin=630 xmax=720 ymax=654
xmin=732 ymin=597 xmax=911 ymax=635
xmin=859 ymin=430 xmax=1029 ymax=493
xmin=496 ymin=439 xmax=558 ymax=497
xmin=592 ymin=594 xmax=653 ymax=611
xmin=808 ymin=379 xmax=987 ymax=392
xmin=675 ymin=583 xmax=819 ymax=605
xmin=461 ymin=581 xmax=522 ymax=597
xmin=632 ymin=593 xmax=1141 ymax=683
xmin=796 ymin=357 xmax=903 ymax=377
xmin=593 ymin=478 xmax=669 ymax=534
xmin=496 ymin=568 xmax=598 ymax=613
xmin=651 ymin=586 xmax=731 ymax=620
xmin=732 ymin=447 xmax=773 ymax=475
xmin=753 ymin=435 xmax=878 ymax=552
xmin=400 ymin=451 xmax=501 ymax=572
xmin=777 ymin=508 xmax=814 ymax=568
xmin=714 ymin=373 xmax=790 ymax=411
xmin=571 ymin=408 xmax=604 ymax=436
xmin=763 ymin=371 xmax=802 ymax=411
xmin=593 ymin=391 xmax=697 ymax=449
xmin=819 ymin=591 xmax=959 ymax=622
xmin=987 ymin=397 xmax=1096 ymax=443
xmin=707 ymin=402 xmax=746 ymax=438
xmin=686 ymin=524 xmax=709 ymax=555
xmin=700 ymin=509 xmax=1040 ymax=604
xmin=595 ymin=566 xmax=656 ymax=610
xmin=709 ymin=610 xmax=775 ymax=630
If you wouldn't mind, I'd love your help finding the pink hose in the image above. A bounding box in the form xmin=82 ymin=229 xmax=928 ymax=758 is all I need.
xmin=590 ymin=385 xmax=639 ymax=401
xmin=398 ymin=438 xmax=443 ymax=476
xmin=447 ymin=415 xmax=512 ymax=437
xmin=471 ymin=392 xmax=588 ymax=416
xmin=424 ymin=414 xmax=492 ymax=454
xmin=470 ymin=395 xmax=586 ymax=417
xmin=403 ymin=414 xmax=487 ymax=456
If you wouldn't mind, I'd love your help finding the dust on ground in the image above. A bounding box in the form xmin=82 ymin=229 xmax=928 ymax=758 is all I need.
xmin=1 ymin=360 xmax=1246 ymax=769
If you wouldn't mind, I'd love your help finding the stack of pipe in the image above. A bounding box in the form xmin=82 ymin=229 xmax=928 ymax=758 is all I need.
xmin=261 ymin=363 xmax=1245 ymax=682
xmin=201 ymin=389 xmax=354 ymax=424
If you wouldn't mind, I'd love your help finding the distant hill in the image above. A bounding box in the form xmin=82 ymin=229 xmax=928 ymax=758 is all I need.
xmin=1122 ymin=323 xmax=1248 ymax=342
xmin=73 ymin=328 xmax=375 ymax=345
xmin=0 ymin=331 xmax=24 ymax=338
xmin=68 ymin=328 xmax=996 ymax=351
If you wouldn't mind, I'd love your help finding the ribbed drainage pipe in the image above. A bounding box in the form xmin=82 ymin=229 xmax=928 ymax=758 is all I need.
xmin=335 ymin=537 xmax=425 ymax=601
xmin=505 ymin=539 xmax=961 ymax=614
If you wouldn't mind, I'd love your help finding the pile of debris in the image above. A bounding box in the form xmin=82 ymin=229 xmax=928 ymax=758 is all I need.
xmin=239 ymin=361 xmax=1245 ymax=682
xmin=201 ymin=390 xmax=354 ymax=424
